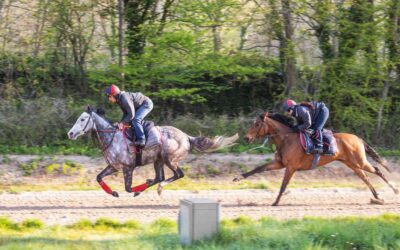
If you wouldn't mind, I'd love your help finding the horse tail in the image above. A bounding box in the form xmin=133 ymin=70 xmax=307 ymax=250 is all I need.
xmin=189 ymin=133 xmax=239 ymax=152
xmin=363 ymin=141 xmax=391 ymax=173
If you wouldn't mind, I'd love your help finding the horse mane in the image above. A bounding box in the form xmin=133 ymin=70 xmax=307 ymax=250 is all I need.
xmin=88 ymin=107 xmax=115 ymax=145
xmin=267 ymin=112 xmax=296 ymax=128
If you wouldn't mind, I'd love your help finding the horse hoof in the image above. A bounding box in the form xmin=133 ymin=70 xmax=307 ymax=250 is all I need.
xmin=157 ymin=187 xmax=163 ymax=196
xmin=370 ymin=198 xmax=385 ymax=205
xmin=233 ymin=176 xmax=242 ymax=182
xmin=134 ymin=192 xmax=141 ymax=197
xmin=395 ymin=188 xmax=399 ymax=195
xmin=112 ymin=191 xmax=119 ymax=198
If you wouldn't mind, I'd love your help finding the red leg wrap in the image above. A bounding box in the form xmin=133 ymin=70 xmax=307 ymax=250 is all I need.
xmin=98 ymin=180 xmax=113 ymax=194
xmin=132 ymin=183 xmax=148 ymax=193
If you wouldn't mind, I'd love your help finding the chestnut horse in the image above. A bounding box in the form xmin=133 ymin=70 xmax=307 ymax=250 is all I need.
xmin=233 ymin=112 xmax=398 ymax=206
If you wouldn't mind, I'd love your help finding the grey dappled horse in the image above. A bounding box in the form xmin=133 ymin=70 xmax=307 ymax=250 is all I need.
xmin=67 ymin=107 xmax=238 ymax=197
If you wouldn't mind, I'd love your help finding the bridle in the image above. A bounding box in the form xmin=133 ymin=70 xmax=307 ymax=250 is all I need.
xmin=253 ymin=116 xmax=295 ymax=145
xmin=254 ymin=116 xmax=279 ymax=140
xmin=83 ymin=112 xmax=116 ymax=152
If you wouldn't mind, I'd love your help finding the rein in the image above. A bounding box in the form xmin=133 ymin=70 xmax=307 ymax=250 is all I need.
xmin=86 ymin=112 xmax=117 ymax=153
xmin=96 ymin=128 xmax=117 ymax=152
xmin=250 ymin=117 xmax=296 ymax=150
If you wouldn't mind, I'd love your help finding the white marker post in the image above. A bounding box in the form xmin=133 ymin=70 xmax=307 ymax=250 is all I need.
xmin=178 ymin=198 xmax=220 ymax=245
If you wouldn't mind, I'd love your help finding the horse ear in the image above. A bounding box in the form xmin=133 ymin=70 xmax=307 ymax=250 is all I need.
xmin=87 ymin=106 xmax=95 ymax=113
xmin=96 ymin=108 xmax=105 ymax=116
xmin=263 ymin=112 xmax=269 ymax=121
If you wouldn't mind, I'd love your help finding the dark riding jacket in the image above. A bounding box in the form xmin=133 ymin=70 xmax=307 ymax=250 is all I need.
xmin=293 ymin=101 xmax=326 ymax=131
xmin=116 ymin=91 xmax=149 ymax=125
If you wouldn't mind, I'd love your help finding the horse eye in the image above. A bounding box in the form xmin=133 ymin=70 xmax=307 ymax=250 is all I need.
xmin=81 ymin=118 xmax=85 ymax=122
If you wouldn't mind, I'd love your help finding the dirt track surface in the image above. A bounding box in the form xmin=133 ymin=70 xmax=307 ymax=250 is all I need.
xmin=0 ymin=188 xmax=399 ymax=225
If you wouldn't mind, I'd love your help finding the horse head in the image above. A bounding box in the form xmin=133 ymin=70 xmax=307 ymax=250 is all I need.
xmin=67 ymin=106 xmax=107 ymax=140
xmin=244 ymin=112 xmax=272 ymax=143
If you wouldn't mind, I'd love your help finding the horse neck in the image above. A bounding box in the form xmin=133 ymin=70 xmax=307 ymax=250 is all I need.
xmin=265 ymin=117 xmax=292 ymax=147
xmin=92 ymin=113 xmax=111 ymax=130
xmin=92 ymin=113 xmax=116 ymax=146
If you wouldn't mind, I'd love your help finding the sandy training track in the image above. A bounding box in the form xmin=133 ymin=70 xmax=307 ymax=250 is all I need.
xmin=0 ymin=188 xmax=398 ymax=225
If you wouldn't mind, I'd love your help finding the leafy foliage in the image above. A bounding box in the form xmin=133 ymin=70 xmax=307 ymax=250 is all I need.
xmin=0 ymin=0 xmax=399 ymax=150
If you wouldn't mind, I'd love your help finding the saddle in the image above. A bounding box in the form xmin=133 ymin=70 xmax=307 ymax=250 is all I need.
xmin=123 ymin=120 xmax=162 ymax=166
xmin=123 ymin=120 xmax=155 ymax=144
xmin=300 ymin=129 xmax=337 ymax=155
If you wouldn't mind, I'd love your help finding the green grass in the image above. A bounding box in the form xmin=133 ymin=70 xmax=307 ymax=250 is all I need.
xmin=0 ymin=215 xmax=399 ymax=249
xmin=0 ymin=143 xmax=100 ymax=157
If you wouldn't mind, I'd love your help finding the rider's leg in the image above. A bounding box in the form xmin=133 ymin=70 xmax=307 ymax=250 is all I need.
xmin=132 ymin=99 xmax=153 ymax=146
xmin=311 ymin=106 xmax=329 ymax=153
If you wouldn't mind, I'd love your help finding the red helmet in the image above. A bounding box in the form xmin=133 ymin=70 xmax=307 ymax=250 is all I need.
xmin=283 ymin=99 xmax=297 ymax=112
xmin=104 ymin=84 xmax=120 ymax=96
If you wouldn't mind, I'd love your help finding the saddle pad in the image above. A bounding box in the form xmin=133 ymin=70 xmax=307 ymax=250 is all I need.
xmin=124 ymin=120 xmax=156 ymax=144
xmin=300 ymin=129 xmax=337 ymax=155
xmin=145 ymin=126 xmax=162 ymax=148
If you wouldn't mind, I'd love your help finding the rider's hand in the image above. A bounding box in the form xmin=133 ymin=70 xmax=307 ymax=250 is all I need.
xmin=117 ymin=122 xmax=125 ymax=130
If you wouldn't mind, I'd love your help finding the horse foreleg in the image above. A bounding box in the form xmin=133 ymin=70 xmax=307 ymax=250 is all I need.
xmin=233 ymin=160 xmax=284 ymax=182
xmin=272 ymin=168 xmax=296 ymax=206
xmin=132 ymin=160 xmax=165 ymax=197
xmin=97 ymin=165 xmax=119 ymax=197
xmin=122 ymin=166 xmax=134 ymax=193
xmin=122 ymin=166 xmax=148 ymax=196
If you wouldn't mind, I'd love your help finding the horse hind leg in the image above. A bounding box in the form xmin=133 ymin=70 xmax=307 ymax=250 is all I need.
xmin=351 ymin=167 xmax=384 ymax=204
xmin=157 ymin=161 xmax=185 ymax=195
xmin=362 ymin=162 xmax=399 ymax=195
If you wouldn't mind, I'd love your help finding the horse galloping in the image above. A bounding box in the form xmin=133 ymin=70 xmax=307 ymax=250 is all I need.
xmin=68 ymin=107 xmax=238 ymax=197
xmin=233 ymin=112 xmax=398 ymax=206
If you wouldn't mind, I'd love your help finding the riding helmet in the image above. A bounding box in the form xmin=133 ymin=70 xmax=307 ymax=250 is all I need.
xmin=104 ymin=84 xmax=120 ymax=96
xmin=283 ymin=99 xmax=297 ymax=112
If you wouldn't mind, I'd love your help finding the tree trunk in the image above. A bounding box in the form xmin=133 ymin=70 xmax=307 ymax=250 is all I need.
xmin=124 ymin=0 xmax=155 ymax=56
xmin=281 ymin=0 xmax=296 ymax=96
xmin=32 ymin=0 xmax=49 ymax=57
xmin=212 ymin=25 xmax=221 ymax=52
xmin=118 ymin=0 xmax=125 ymax=86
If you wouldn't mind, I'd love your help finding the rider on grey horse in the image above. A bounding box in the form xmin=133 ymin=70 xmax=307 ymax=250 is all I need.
xmin=105 ymin=84 xmax=153 ymax=147
xmin=283 ymin=99 xmax=330 ymax=154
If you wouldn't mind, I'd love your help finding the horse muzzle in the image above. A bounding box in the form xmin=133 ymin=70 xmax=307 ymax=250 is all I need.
xmin=244 ymin=135 xmax=254 ymax=144
xmin=68 ymin=131 xmax=77 ymax=140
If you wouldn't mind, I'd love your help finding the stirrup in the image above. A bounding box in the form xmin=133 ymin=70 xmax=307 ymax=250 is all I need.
xmin=312 ymin=146 xmax=323 ymax=154
xmin=135 ymin=140 xmax=146 ymax=147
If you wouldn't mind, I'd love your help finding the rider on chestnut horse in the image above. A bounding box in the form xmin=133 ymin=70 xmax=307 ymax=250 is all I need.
xmin=283 ymin=99 xmax=329 ymax=154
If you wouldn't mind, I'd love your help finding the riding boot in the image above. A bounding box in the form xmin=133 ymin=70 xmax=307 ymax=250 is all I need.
xmin=312 ymin=130 xmax=323 ymax=154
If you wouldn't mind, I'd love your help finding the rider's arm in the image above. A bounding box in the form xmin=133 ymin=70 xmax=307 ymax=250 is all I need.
xmin=119 ymin=94 xmax=135 ymax=125
xmin=296 ymin=107 xmax=312 ymax=131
